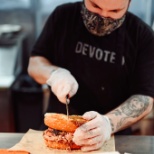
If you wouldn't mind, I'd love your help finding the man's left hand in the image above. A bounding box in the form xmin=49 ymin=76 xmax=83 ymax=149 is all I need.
xmin=73 ymin=111 xmax=112 ymax=152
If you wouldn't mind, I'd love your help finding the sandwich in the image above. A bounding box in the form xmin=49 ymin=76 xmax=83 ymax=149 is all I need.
xmin=43 ymin=113 xmax=87 ymax=150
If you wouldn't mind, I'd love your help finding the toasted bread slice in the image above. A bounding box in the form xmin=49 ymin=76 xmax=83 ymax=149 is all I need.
xmin=44 ymin=113 xmax=87 ymax=132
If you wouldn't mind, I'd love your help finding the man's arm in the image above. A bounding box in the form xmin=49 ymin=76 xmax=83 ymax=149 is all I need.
xmin=28 ymin=56 xmax=58 ymax=84
xmin=28 ymin=56 xmax=79 ymax=103
xmin=106 ymin=95 xmax=153 ymax=133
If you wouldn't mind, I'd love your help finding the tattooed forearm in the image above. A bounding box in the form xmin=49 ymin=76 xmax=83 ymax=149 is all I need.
xmin=116 ymin=118 xmax=133 ymax=130
xmin=110 ymin=95 xmax=151 ymax=118
xmin=108 ymin=95 xmax=153 ymax=133
xmin=120 ymin=95 xmax=150 ymax=118
xmin=110 ymin=109 xmax=122 ymax=116
xmin=109 ymin=118 xmax=114 ymax=132
xmin=116 ymin=117 xmax=126 ymax=130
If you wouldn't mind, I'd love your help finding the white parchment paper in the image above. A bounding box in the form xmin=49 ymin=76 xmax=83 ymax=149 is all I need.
xmin=10 ymin=129 xmax=118 ymax=154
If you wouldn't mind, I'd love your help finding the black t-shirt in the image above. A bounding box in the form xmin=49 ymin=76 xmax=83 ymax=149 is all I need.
xmin=31 ymin=2 xmax=154 ymax=116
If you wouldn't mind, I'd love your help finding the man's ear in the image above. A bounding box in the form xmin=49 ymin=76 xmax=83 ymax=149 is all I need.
xmin=128 ymin=0 xmax=131 ymax=7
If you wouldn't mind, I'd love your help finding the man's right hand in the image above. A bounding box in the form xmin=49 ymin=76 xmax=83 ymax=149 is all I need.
xmin=46 ymin=68 xmax=78 ymax=103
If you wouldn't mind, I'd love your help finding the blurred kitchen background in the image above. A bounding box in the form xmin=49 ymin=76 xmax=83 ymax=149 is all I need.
xmin=0 ymin=0 xmax=154 ymax=134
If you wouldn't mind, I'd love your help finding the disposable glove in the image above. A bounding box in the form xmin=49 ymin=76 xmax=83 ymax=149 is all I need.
xmin=73 ymin=111 xmax=112 ymax=152
xmin=46 ymin=68 xmax=78 ymax=103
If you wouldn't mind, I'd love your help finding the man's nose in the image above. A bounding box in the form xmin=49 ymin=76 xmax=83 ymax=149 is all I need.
xmin=99 ymin=10 xmax=109 ymax=18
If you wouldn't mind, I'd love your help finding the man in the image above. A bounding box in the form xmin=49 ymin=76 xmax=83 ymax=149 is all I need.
xmin=28 ymin=0 xmax=154 ymax=152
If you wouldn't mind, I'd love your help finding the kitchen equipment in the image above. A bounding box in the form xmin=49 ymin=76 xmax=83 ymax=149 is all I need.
xmin=66 ymin=95 xmax=70 ymax=119
xmin=0 ymin=24 xmax=21 ymax=35
xmin=0 ymin=24 xmax=22 ymax=45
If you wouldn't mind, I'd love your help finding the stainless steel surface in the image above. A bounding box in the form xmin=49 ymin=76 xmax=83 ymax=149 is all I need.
xmin=0 ymin=33 xmax=28 ymax=88
xmin=0 ymin=133 xmax=23 ymax=149
xmin=66 ymin=96 xmax=70 ymax=119
xmin=0 ymin=46 xmax=18 ymax=76
xmin=115 ymin=135 xmax=154 ymax=154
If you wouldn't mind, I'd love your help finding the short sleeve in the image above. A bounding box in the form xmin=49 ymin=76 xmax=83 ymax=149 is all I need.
xmin=130 ymin=26 xmax=154 ymax=98
xmin=31 ymin=8 xmax=57 ymax=62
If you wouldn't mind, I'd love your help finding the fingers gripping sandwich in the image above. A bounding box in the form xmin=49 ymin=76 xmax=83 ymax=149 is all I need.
xmin=43 ymin=113 xmax=87 ymax=150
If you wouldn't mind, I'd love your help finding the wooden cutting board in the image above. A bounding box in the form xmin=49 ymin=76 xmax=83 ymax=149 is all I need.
xmin=10 ymin=129 xmax=116 ymax=154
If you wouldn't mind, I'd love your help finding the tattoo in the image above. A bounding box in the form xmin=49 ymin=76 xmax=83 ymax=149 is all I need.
xmin=110 ymin=108 xmax=122 ymax=116
xmin=116 ymin=118 xmax=132 ymax=130
xmin=116 ymin=117 xmax=126 ymax=130
xmin=109 ymin=118 xmax=115 ymax=132
xmin=110 ymin=95 xmax=151 ymax=131
xmin=120 ymin=95 xmax=150 ymax=118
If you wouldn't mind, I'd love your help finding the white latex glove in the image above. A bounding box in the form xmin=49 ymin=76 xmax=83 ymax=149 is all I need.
xmin=73 ymin=111 xmax=112 ymax=152
xmin=46 ymin=68 xmax=78 ymax=103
